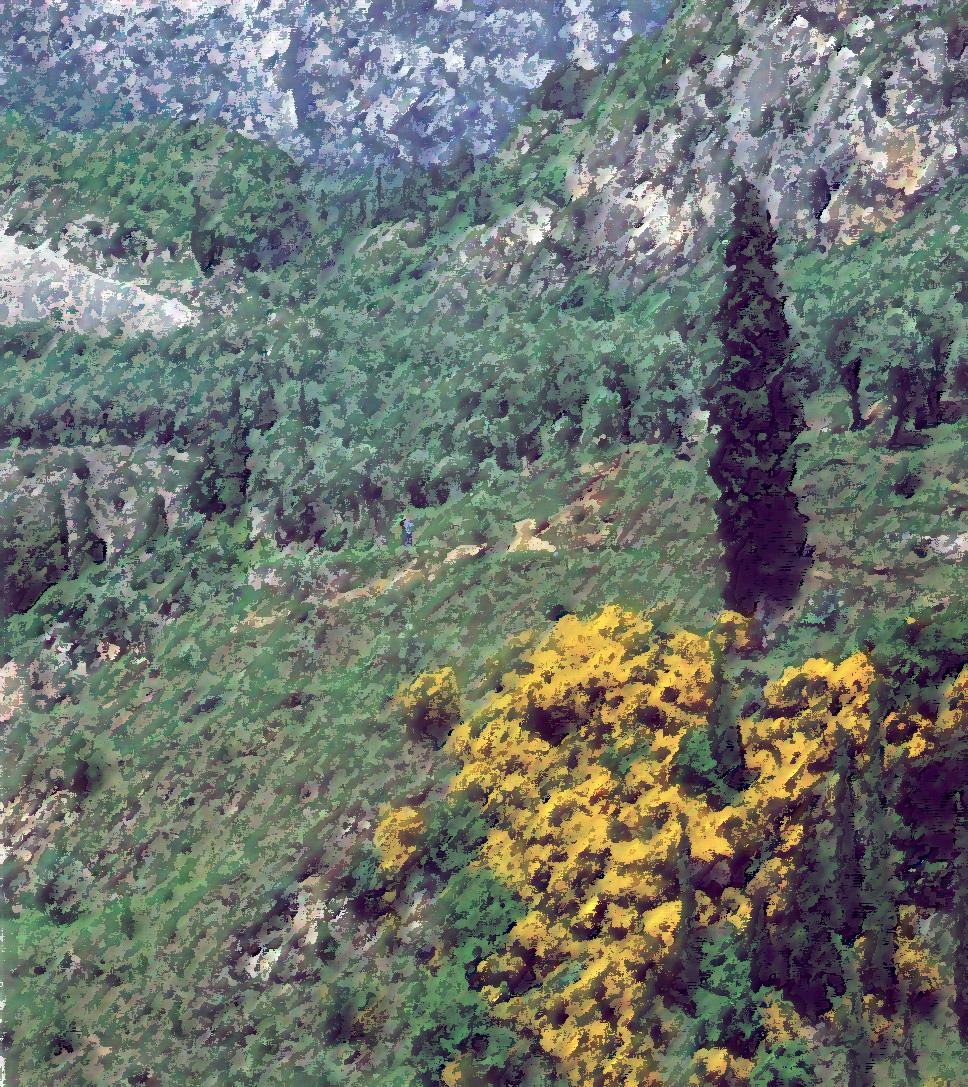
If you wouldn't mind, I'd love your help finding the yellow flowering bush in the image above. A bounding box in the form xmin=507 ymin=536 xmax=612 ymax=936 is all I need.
xmin=373 ymin=610 xmax=968 ymax=1086
xmin=397 ymin=666 xmax=463 ymax=744
xmin=374 ymin=804 xmax=425 ymax=873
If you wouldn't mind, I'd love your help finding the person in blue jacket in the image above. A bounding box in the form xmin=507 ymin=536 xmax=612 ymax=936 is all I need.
xmin=401 ymin=516 xmax=415 ymax=547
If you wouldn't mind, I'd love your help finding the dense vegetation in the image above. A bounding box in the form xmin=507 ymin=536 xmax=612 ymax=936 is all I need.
xmin=2 ymin=0 xmax=967 ymax=1083
xmin=373 ymin=606 xmax=968 ymax=1086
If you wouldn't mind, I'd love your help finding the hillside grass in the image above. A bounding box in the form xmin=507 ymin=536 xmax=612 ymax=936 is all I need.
xmin=1 ymin=3 xmax=966 ymax=1081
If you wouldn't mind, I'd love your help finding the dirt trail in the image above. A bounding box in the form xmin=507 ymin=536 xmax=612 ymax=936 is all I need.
xmin=319 ymin=543 xmax=489 ymax=609
xmin=318 ymin=456 xmax=628 ymax=610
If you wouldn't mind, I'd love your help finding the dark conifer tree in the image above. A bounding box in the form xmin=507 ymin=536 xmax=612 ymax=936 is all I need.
xmin=914 ymin=328 xmax=952 ymax=431
xmin=54 ymin=489 xmax=71 ymax=577
xmin=296 ymin=381 xmax=310 ymax=470
xmin=953 ymin=788 xmax=968 ymax=1043
xmin=708 ymin=643 xmax=746 ymax=792
xmin=708 ymin=179 xmax=809 ymax=615
xmin=190 ymin=191 xmax=222 ymax=274
xmin=253 ymin=376 xmax=279 ymax=433
xmin=71 ymin=477 xmax=105 ymax=571
xmin=785 ymin=810 xmax=844 ymax=1018
xmin=830 ymin=316 xmax=865 ymax=431
xmin=842 ymin=356 xmax=864 ymax=431
xmin=673 ymin=815 xmax=701 ymax=1012
xmin=133 ymin=493 xmax=167 ymax=552
xmin=828 ymin=724 xmax=864 ymax=943
xmin=859 ymin=716 xmax=900 ymax=1011
xmin=221 ymin=381 xmax=252 ymax=517
xmin=747 ymin=885 xmax=773 ymax=994
xmin=186 ymin=438 xmax=225 ymax=518
xmin=839 ymin=936 xmax=874 ymax=1087
xmin=776 ymin=727 xmax=863 ymax=1019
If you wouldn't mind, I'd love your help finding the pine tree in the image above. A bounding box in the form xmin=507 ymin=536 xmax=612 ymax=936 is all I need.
xmin=186 ymin=437 xmax=225 ymax=518
xmin=777 ymin=729 xmax=863 ymax=1019
xmin=296 ymin=381 xmax=310 ymax=470
xmin=132 ymin=493 xmax=167 ymax=552
xmin=708 ymin=178 xmax=808 ymax=615
xmin=190 ymin=191 xmax=222 ymax=274
xmin=897 ymin=971 xmax=919 ymax=1087
xmin=914 ymin=328 xmax=952 ymax=431
xmin=54 ymin=489 xmax=71 ymax=577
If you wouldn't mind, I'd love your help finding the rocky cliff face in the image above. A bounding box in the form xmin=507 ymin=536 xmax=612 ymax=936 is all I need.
xmin=452 ymin=0 xmax=967 ymax=298
xmin=0 ymin=0 xmax=669 ymax=170
xmin=0 ymin=444 xmax=205 ymax=620
xmin=0 ymin=228 xmax=195 ymax=335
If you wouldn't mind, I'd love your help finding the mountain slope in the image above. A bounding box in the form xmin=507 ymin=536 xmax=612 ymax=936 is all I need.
xmin=2 ymin=0 xmax=967 ymax=1084
xmin=0 ymin=0 xmax=670 ymax=171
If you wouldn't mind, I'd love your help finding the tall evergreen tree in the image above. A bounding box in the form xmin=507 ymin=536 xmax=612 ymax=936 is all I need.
xmin=953 ymin=787 xmax=968 ymax=1044
xmin=132 ymin=493 xmax=167 ymax=552
xmin=673 ymin=815 xmax=701 ymax=1012
xmin=785 ymin=807 xmax=845 ymax=1018
xmin=827 ymin=724 xmax=864 ymax=943
xmin=708 ymin=179 xmax=808 ymax=615
xmin=914 ymin=325 xmax=953 ymax=431
xmin=54 ymin=488 xmax=71 ymax=578
xmin=747 ymin=885 xmax=773 ymax=994
xmin=828 ymin=315 xmax=865 ymax=431
xmin=848 ymin=308 xmax=930 ymax=448
xmin=225 ymin=380 xmax=253 ymax=516
xmin=838 ymin=936 xmax=873 ymax=1087
xmin=776 ymin=728 xmax=863 ymax=1019
xmin=70 ymin=476 xmax=105 ymax=571
xmin=708 ymin=642 xmax=746 ymax=792
xmin=859 ymin=716 xmax=900 ymax=1011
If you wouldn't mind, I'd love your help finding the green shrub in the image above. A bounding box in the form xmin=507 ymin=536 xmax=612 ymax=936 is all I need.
xmin=749 ymin=1040 xmax=817 ymax=1087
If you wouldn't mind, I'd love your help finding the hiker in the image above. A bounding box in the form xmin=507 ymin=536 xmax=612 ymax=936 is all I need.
xmin=401 ymin=516 xmax=415 ymax=547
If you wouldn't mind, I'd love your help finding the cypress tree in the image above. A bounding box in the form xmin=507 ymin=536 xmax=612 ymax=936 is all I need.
xmin=777 ymin=728 xmax=863 ymax=1019
xmin=296 ymin=381 xmax=310 ymax=470
xmin=708 ymin=643 xmax=746 ymax=792
xmin=859 ymin=715 xmax=900 ymax=1011
xmin=915 ymin=328 xmax=952 ymax=431
xmin=828 ymin=724 xmax=863 ymax=943
xmin=186 ymin=437 xmax=225 ymax=517
xmin=708 ymin=179 xmax=808 ymax=615
xmin=221 ymin=380 xmax=252 ymax=517
xmin=747 ymin=885 xmax=772 ymax=994
xmin=190 ymin=191 xmax=222 ymax=274
xmin=54 ymin=488 xmax=71 ymax=578
xmin=953 ymin=788 xmax=968 ymax=1043
xmin=897 ymin=971 xmax=919 ymax=1087
xmin=830 ymin=316 xmax=865 ymax=431
xmin=786 ymin=808 xmax=844 ymax=1018
xmin=838 ymin=936 xmax=873 ymax=1087
xmin=132 ymin=493 xmax=167 ymax=552
xmin=71 ymin=477 xmax=105 ymax=571
xmin=675 ymin=815 xmax=701 ymax=1011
